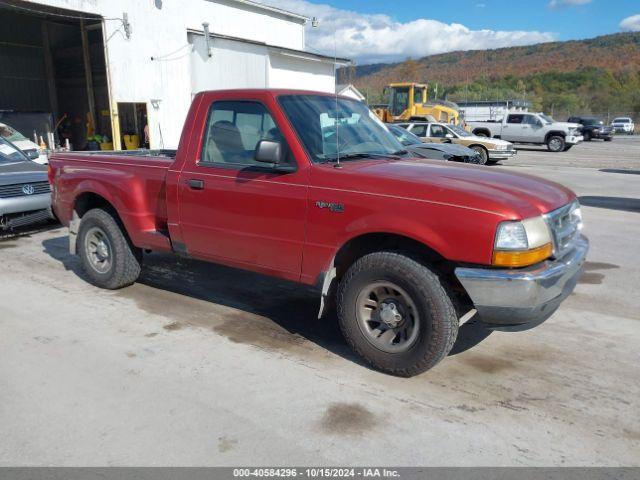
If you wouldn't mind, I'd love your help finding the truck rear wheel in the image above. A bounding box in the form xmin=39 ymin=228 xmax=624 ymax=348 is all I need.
xmin=547 ymin=135 xmax=566 ymax=152
xmin=78 ymin=208 xmax=142 ymax=289
xmin=337 ymin=252 xmax=458 ymax=377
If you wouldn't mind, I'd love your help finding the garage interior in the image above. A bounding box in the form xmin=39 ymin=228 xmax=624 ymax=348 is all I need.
xmin=0 ymin=1 xmax=111 ymax=151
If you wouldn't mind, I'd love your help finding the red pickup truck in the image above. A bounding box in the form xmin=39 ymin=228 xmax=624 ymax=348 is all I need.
xmin=50 ymin=89 xmax=588 ymax=376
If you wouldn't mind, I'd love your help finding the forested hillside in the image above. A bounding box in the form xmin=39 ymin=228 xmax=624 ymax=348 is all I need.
xmin=341 ymin=32 xmax=640 ymax=118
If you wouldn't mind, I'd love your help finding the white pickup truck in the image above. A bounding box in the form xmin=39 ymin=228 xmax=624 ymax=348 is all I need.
xmin=467 ymin=113 xmax=583 ymax=152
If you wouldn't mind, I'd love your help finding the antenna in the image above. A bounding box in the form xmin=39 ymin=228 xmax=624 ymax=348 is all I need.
xmin=333 ymin=28 xmax=341 ymax=168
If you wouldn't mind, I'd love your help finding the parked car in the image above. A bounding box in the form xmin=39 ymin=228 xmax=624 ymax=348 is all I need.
xmin=610 ymin=117 xmax=635 ymax=135
xmin=567 ymin=116 xmax=613 ymax=142
xmin=0 ymin=122 xmax=48 ymax=164
xmin=386 ymin=124 xmax=483 ymax=164
xmin=468 ymin=113 xmax=583 ymax=152
xmin=0 ymin=137 xmax=53 ymax=231
xmin=396 ymin=121 xmax=516 ymax=164
xmin=50 ymin=89 xmax=588 ymax=377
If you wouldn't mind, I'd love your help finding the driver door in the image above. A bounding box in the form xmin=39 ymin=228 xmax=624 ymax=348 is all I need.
xmin=177 ymin=96 xmax=308 ymax=280
xmin=424 ymin=124 xmax=450 ymax=143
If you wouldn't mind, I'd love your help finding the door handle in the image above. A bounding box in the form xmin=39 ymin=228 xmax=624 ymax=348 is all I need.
xmin=188 ymin=179 xmax=204 ymax=190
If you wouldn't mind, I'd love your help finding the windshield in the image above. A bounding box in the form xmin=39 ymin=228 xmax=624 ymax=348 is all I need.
xmin=448 ymin=124 xmax=472 ymax=137
xmin=583 ymin=118 xmax=603 ymax=126
xmin=0 ymin=123 xmax=28 ymax=143
xmin=278 ymin=95 xmax=404 ymax=162
xmin=539 ymin=114 xmax=555 ymax=124
xmin=387 ymin=124 xmax=422 ymax=146
xmin=613 ymin=118 xmax=630 ymax=123
xmin=0 ymin=137 xmax=29 ymax=164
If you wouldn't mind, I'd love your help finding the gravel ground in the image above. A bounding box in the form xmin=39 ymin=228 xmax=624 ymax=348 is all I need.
xmin=1 ymin=138 xmax=639 ymax=467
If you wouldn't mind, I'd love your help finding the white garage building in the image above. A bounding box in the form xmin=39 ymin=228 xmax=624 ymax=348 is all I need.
xmin=0 ymin=0 xmax=348 ymax=150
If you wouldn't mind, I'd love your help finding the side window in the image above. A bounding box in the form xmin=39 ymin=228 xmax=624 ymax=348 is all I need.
xmin=430 ymin=125 xmax=446 ymax=138
xmin=507 ymin=114 xmax=523 ymax=124
xmin=409 ymin=125 xmax=426 ymax=137
xmin=201 ymin=101 xmax=288 ymax=166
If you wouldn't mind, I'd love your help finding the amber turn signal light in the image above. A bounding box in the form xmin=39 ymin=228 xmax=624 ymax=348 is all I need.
xmin=492 ymin=243 xmax=553 ymax=268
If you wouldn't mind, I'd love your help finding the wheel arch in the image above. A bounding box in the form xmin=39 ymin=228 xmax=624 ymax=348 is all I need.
xmin=545 ymin=130 xmax=567 ymax=142
xmin=472 ymin=128 xmax=491 ymax=137
xmin=333 ymin=232 xmax=448 ymax=278
xmin=318 ymin=231 xmax=470 ymax=319
xmin=70 ymin=191 xmax=134 ymax=255
xmin=467 ymin=143 xmax=488 ymax=152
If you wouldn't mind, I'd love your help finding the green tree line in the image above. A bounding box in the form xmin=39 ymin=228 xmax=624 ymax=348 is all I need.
xmin=442 ymin=68 xmax=640 ymax=118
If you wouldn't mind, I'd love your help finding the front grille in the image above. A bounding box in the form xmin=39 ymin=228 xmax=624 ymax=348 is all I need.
xmin=545 ymin=200 xmax=582 ymax=258
xmin=0 ymin=181 xmax=51 ymax=198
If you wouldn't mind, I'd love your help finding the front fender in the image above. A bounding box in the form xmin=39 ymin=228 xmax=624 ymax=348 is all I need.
xmin=302 ymin=200 xmax=499 ymax=288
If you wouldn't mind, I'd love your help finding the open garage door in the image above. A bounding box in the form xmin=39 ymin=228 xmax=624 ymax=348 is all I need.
xmin=0 ymin=1 xmax=112 ymax=151
xmin=188 ymin=32 xmax=268 ymax=94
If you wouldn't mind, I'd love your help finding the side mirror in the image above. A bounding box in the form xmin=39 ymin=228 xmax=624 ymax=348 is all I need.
xmin=255 ymin=140 xmax=282 ymax=165
xmin=27 ymin=149 xmax=40 ymax=160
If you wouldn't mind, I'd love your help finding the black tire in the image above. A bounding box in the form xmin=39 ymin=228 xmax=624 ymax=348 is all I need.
xmin=474 ymin=131 xmax=488 ymax=138
xmin=470 ymin=145 xmax=488 ymax=165
xmin=78 ymin=208 xmax=142 ymax=289
xmin=486 ymin=159 xmax=500 ymax=165
xmin=604 ymin=137 xmax=613 ymax=142
xmin=337 ymin=252 xmax=458 ymax=377
xmin=583 ymin=131 xmax=591 ymax=142
xmin=547 ymin=135 xmax=565 ymax=152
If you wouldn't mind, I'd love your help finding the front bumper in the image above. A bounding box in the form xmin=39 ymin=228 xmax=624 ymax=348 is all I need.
xmin=566 ymin=135 xmax=583 ymax=145
xmin=0 ymin=193 xmax=51 ymax=216
xmin=488 ymin=148 xmax=517 ymax=159
xmin=590 ymin=129 xmax=613 ymax=139
xmin=454 ymin=235 xmax=588 ymax=331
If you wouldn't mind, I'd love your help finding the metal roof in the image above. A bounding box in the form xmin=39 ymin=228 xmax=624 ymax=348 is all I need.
xmin=188 ymin=28 xmax=351 ymax=64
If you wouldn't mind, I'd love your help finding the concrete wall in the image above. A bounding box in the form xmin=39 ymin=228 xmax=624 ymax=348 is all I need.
xmin=27 ymin=0 xmax=312 ymax=148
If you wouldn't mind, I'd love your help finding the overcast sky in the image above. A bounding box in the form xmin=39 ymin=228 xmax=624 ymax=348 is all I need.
xmin=256 ymin=0 xmax=640 ymax=64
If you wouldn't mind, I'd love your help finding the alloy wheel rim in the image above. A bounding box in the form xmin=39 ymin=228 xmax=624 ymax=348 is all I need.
xmin=356 ymin=281 xmax=420 ymax=353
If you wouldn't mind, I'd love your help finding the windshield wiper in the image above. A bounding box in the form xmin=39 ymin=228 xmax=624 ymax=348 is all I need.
xmin=324 ymin=152 xmax=403 ymax=162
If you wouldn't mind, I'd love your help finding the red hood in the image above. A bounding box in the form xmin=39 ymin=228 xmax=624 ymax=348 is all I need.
xmin=312 ymin=158 xmax=575 ymax=219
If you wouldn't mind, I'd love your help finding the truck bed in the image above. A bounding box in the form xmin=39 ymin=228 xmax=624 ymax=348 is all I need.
xmin=50 ymin=150 xmax=175 ymax=252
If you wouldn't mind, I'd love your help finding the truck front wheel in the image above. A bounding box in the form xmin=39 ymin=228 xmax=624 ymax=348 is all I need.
xmin=78 ymin=208 xmax=142 ymax=289
xmin=337 ymin=252 xmax=458 ymax=377
xmin=547 ymin=135 xmax=566 ymax=152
